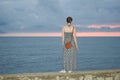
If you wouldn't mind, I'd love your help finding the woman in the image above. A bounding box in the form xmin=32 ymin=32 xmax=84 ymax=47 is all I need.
xmin=61 ymin=17 xmax=78 ymax=73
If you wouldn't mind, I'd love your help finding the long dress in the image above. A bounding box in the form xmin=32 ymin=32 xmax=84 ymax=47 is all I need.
xmin=63 ymin=32 xmax=77 ymax=71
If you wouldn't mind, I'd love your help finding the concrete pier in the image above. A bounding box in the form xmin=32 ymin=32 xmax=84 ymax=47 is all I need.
xmin=0 ymin=69 xmax=120 ymax=80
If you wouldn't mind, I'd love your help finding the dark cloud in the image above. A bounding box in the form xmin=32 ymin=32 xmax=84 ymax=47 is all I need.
xmin=0 ymin=0 xmax=120 ymax=33
xmin=0 ymin=30 xmax=5 ymax=34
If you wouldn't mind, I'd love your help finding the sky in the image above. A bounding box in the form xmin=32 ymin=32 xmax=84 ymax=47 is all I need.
xmin=0 ymin=0 xmax=120 ymax=36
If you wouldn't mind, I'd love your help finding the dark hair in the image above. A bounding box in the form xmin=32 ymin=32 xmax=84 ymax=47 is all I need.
xmin=66 ymin=17 xmax=72 ymax=23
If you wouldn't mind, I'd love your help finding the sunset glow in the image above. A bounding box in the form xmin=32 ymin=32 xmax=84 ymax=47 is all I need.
xmin=0 ymin=32 xmax=120 ymax=37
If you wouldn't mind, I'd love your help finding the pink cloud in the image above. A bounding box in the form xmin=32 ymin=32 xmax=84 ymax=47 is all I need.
xmin=88 ymin=24 xmax=120 ymax=29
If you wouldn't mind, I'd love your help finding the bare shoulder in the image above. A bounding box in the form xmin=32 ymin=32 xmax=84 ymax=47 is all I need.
xmin=62 ymin=25 xmax=67 ymax=30
xmin=73 ymin=26 xmax=76 ymax=30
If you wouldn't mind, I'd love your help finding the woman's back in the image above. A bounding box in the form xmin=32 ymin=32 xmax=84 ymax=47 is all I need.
xmin=64 ymin=32 xmax=73 ymax=43
xmin=63 ymin=25 xmax=74 ymax=33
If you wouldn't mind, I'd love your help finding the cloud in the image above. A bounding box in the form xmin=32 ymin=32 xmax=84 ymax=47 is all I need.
xmin=88 ymin=24 xmax=120 ymax=29
xmin=63 ymin=0 xmax=120 ymax=24
xmin=0 ymin=30 xmax=5 ymax=34
xmin=0 ymin=0 xmax=120 ymax=33
xmin=75 ymin=24 xmax=120 ymax=32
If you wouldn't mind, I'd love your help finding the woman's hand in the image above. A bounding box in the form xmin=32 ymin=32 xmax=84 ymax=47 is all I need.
xmin=75 ymin=44 xmax=78 ymax=51
xmin=62 ymin=43 xmax=64 ymax=47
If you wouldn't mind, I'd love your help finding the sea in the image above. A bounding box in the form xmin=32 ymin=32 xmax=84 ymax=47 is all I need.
xmin=0 ymin=37 xmax=120 ymax=74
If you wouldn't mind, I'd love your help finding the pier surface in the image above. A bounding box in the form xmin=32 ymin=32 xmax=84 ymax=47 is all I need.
xmin=0 ymin=69 xmax=120 ymax=80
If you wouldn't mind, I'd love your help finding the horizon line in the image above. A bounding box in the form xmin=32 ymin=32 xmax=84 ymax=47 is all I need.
xmin=0 ymin=32 xmax=120 ymax=37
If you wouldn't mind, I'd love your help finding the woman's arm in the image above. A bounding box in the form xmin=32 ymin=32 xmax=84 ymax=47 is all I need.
xmin=73 ymin=27 xmax=78 ymax=50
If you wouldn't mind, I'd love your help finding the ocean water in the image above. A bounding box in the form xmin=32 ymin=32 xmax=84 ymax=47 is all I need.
xmin=0 ymin=37 xmax=120 ymax=74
